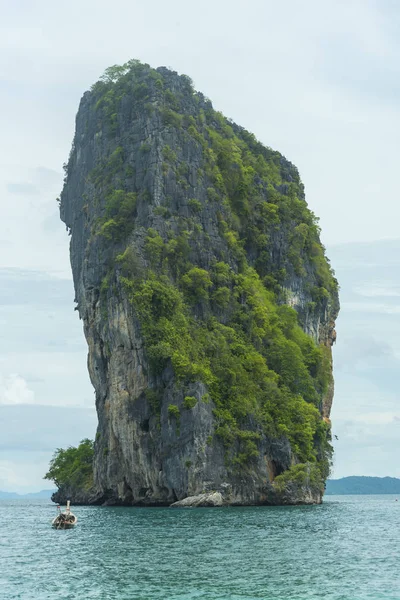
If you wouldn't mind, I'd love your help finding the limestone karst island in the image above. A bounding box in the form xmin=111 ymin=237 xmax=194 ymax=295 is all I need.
xmin=48 ymin=60 xmax=339 ymax=507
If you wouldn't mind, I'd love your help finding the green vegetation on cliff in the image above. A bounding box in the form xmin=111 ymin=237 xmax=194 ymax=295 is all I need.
xmin=61 ymin=59 xmax=339 ymax=499
xmin=44 ymin=439 xmax=94 ymax=491
xmin=88 ymin=62 xmax=336 ymax=289
xmin=273 ymin=463 xmax=325 ymax=497
xmin=121 ymin=270 xmax=331 ymax=470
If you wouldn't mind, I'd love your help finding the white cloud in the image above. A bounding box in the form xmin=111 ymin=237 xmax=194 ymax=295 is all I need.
xmin=0 ymin=408 xmax=97 ymax=492
xmin=0 ymin=453 xmax=57 ymax=493
xmin=354 ymin=412 xmax=400 ymax=426
xmin=0 ymin=166 xmax=70 ymax=277
xmin=340 ymin=302 xmax=400 ymax=315
xmin=0 ymin=374 xmax=35 ymax=405
xmin=353 ymin=283 xmax=400 ymax=298
xmin=0 ymin=268 xmax=93 ymax=412
xmin=0 ymin=459 xmax=29 ymax=490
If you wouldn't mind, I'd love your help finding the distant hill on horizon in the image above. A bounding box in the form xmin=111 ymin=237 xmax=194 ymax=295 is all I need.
xmin=326 ymin=476 xmax=400 ymax=495
xmin=0 ymin=489 xmax=55 ymax=500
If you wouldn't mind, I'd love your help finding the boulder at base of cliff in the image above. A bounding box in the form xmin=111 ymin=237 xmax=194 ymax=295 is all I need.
xmin=170 ymin=492 xmax=224 ymax=507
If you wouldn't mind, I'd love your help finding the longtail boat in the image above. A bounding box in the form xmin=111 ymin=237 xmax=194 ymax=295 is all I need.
xmin=51 ymin=500 xmax=77 ymax=529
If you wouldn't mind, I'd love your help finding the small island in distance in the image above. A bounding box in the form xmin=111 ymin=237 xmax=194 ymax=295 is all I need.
xmin=325 ymin=477 xmax=400 ymax=495
xmin=0 ymin=490 xmax=56 ymax=500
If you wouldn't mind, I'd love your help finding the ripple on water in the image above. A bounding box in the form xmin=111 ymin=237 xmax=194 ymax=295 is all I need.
xmin=1 ymin=496 xmax=400 ymax=600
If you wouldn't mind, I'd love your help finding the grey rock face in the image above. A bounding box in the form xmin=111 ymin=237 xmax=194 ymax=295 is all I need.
xmin=51 ymin=485 xmax=103 ymax=506
xmin=60 ymin=62 xmax=339 ymax=506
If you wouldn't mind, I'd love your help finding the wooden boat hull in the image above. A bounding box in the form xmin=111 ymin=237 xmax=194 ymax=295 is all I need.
xmin=52 ymin=514 xmax=77 ymax=529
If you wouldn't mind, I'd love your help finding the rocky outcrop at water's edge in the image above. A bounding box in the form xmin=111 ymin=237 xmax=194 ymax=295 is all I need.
xmin=59 ymin=60 xmax=339 ymax=507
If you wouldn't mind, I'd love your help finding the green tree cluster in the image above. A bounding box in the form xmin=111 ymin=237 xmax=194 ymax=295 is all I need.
xmin=44 ymin=439 xmax=94 ymax=491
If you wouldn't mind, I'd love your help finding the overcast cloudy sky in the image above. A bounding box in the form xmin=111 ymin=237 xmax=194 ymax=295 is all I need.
xmin=1 ymin=0 xmax=399 ymax=491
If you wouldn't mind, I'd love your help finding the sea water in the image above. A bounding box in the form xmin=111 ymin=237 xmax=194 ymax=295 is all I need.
xmin=1 ymin=495 xmax=399 ymax=599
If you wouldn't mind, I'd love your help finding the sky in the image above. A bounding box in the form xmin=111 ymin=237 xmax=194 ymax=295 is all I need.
xmin=0 ymin=0 xmax=399 ymax=491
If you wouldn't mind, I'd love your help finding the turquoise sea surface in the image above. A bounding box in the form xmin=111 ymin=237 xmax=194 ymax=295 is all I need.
xmin=1 ymin=495 xmax=399 ymax=600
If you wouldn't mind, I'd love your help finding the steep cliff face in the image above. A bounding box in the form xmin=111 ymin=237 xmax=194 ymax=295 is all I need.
xmin=60 ymin=60 xmax=339 ymax=506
